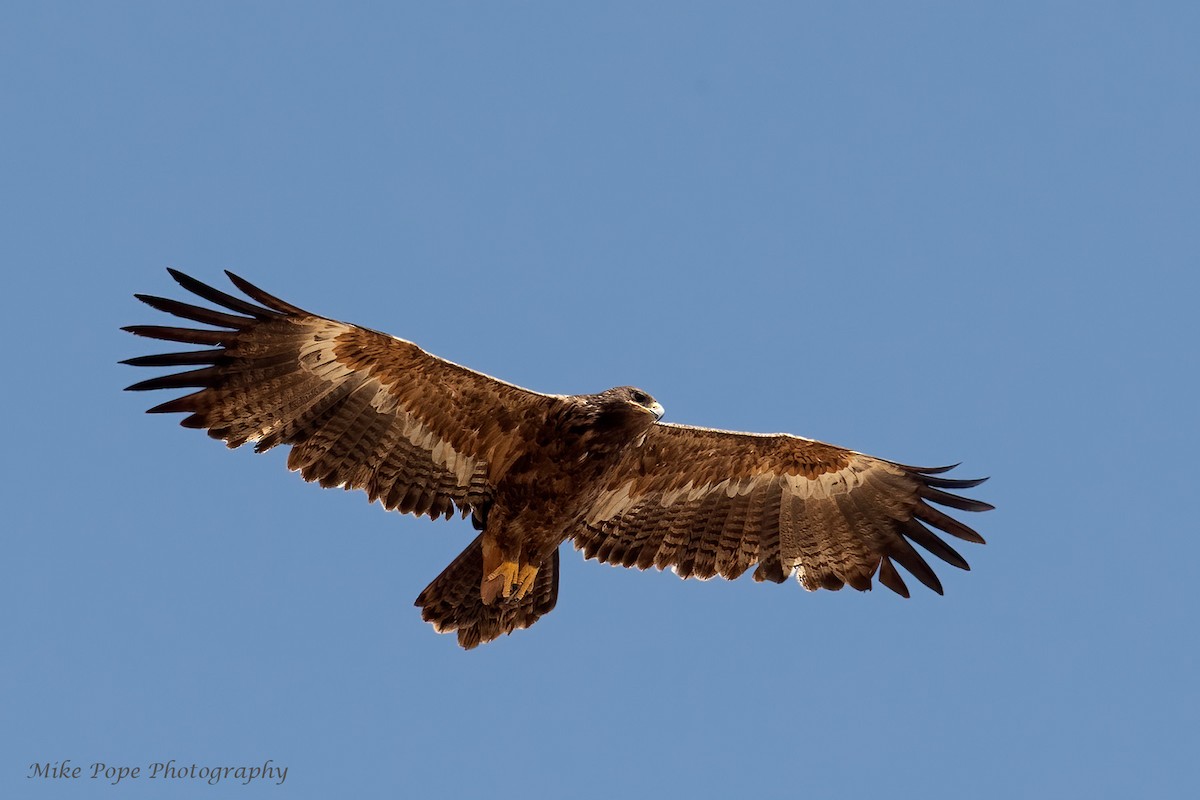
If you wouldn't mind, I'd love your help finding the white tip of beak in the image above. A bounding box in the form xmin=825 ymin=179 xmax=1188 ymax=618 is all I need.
xmin=649 ymin=401 xmax=665 ymax=420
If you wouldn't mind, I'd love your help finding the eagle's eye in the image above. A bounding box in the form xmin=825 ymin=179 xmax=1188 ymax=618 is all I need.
xmin=631 ymin=390 xmax=649 ymax=405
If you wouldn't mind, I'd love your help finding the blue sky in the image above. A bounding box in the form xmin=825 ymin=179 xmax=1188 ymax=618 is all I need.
xmin=3 ymin=3 xmax=1197 ymax=798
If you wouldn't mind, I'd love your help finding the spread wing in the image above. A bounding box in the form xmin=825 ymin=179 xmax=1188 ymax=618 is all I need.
xmin=573 ymin=422 xmax=991 ymax=596
xmin=123 ymin=269 xmax=563 ymax=521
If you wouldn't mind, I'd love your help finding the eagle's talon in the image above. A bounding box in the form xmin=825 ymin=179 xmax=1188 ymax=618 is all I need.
xmin=482 ymin=560 xmax=520 ymax=605
xmin=514 ymin=564 xmax=539 ymax=599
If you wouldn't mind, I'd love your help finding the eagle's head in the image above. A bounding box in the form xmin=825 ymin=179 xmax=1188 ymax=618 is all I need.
xmin=577 ymin=386 xmax=665 ymax=447
xmin=605 ymin=385 xmax=665 ymax=421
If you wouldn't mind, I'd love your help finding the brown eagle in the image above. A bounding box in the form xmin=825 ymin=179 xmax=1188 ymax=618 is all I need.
xmin=123 ymin=270 xmax=992 ymax=649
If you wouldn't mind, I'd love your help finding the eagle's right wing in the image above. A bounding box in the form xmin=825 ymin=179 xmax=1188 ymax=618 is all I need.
xmin=574 ymin=422 xmax=990 ymax=596
xmin=123 ymin=269 xmax=563 ymax=521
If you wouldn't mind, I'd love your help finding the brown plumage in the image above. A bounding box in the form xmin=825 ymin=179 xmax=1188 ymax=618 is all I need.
xmin=123 ymin=270 xmax=993 ymax=648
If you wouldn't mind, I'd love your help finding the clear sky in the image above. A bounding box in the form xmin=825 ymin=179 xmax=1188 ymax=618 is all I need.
xmin=3 ymin=3 xmax=1197 ymax=798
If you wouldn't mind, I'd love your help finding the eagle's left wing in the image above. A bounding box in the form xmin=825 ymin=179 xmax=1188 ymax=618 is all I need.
xmin=573 ymin=422 xmax=991 ymax=596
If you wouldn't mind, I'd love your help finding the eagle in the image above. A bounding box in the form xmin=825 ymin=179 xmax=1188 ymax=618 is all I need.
xmin=123 ymin=270 xmax=992 ymax=649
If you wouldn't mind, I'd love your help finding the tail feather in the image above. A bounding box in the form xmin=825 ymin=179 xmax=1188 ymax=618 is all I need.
xmin=415 ymin=535 xmax=559 ymax=649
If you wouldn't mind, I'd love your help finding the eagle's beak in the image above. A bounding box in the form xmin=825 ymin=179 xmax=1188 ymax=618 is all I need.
xmin=648 ymin=401 xmax=665 ymax=420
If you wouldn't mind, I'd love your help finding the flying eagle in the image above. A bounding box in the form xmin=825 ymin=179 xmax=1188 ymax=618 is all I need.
xmin=123 ymin=270 xmax=992 ymax=649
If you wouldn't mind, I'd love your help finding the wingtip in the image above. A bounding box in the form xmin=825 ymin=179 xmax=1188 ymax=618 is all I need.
xmin=224 ymin=269 xmax=252 ymax=289
xmin=921 ymin=474 xmax=990 ymax=490
xmin=907 ymin=462 xmax=960 ymax=475
xmin=221 ymin=270 xmax=308 ymax=315
xmin=166 ymin=267 xmax=203 ymax=291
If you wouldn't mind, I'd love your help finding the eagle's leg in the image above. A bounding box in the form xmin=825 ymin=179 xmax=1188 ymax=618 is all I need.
xmin=481 ymin=560 xmax=540 ymax=603
xmin=481 ymin=532 xmax=526 ymax=605
xmin=481 ymin=560 xmax=519 ymax=605
xmin=514 ymin=563 xmax=539 ymax=598
xmin=480 ymin=519 xmax=542 ymax=604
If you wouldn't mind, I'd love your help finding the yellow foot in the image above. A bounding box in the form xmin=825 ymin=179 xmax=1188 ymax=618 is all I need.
xmin=482 ymin=560 xmax=520 ymax=605
xmin=515 ymin=564 xmax=540 ymax=600
xmin=481 ymin=561 xmax=540 ymax=604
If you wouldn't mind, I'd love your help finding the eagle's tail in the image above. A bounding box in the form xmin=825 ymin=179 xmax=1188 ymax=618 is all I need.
xmin=415 ymin=534 xmax=560 ymax=649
